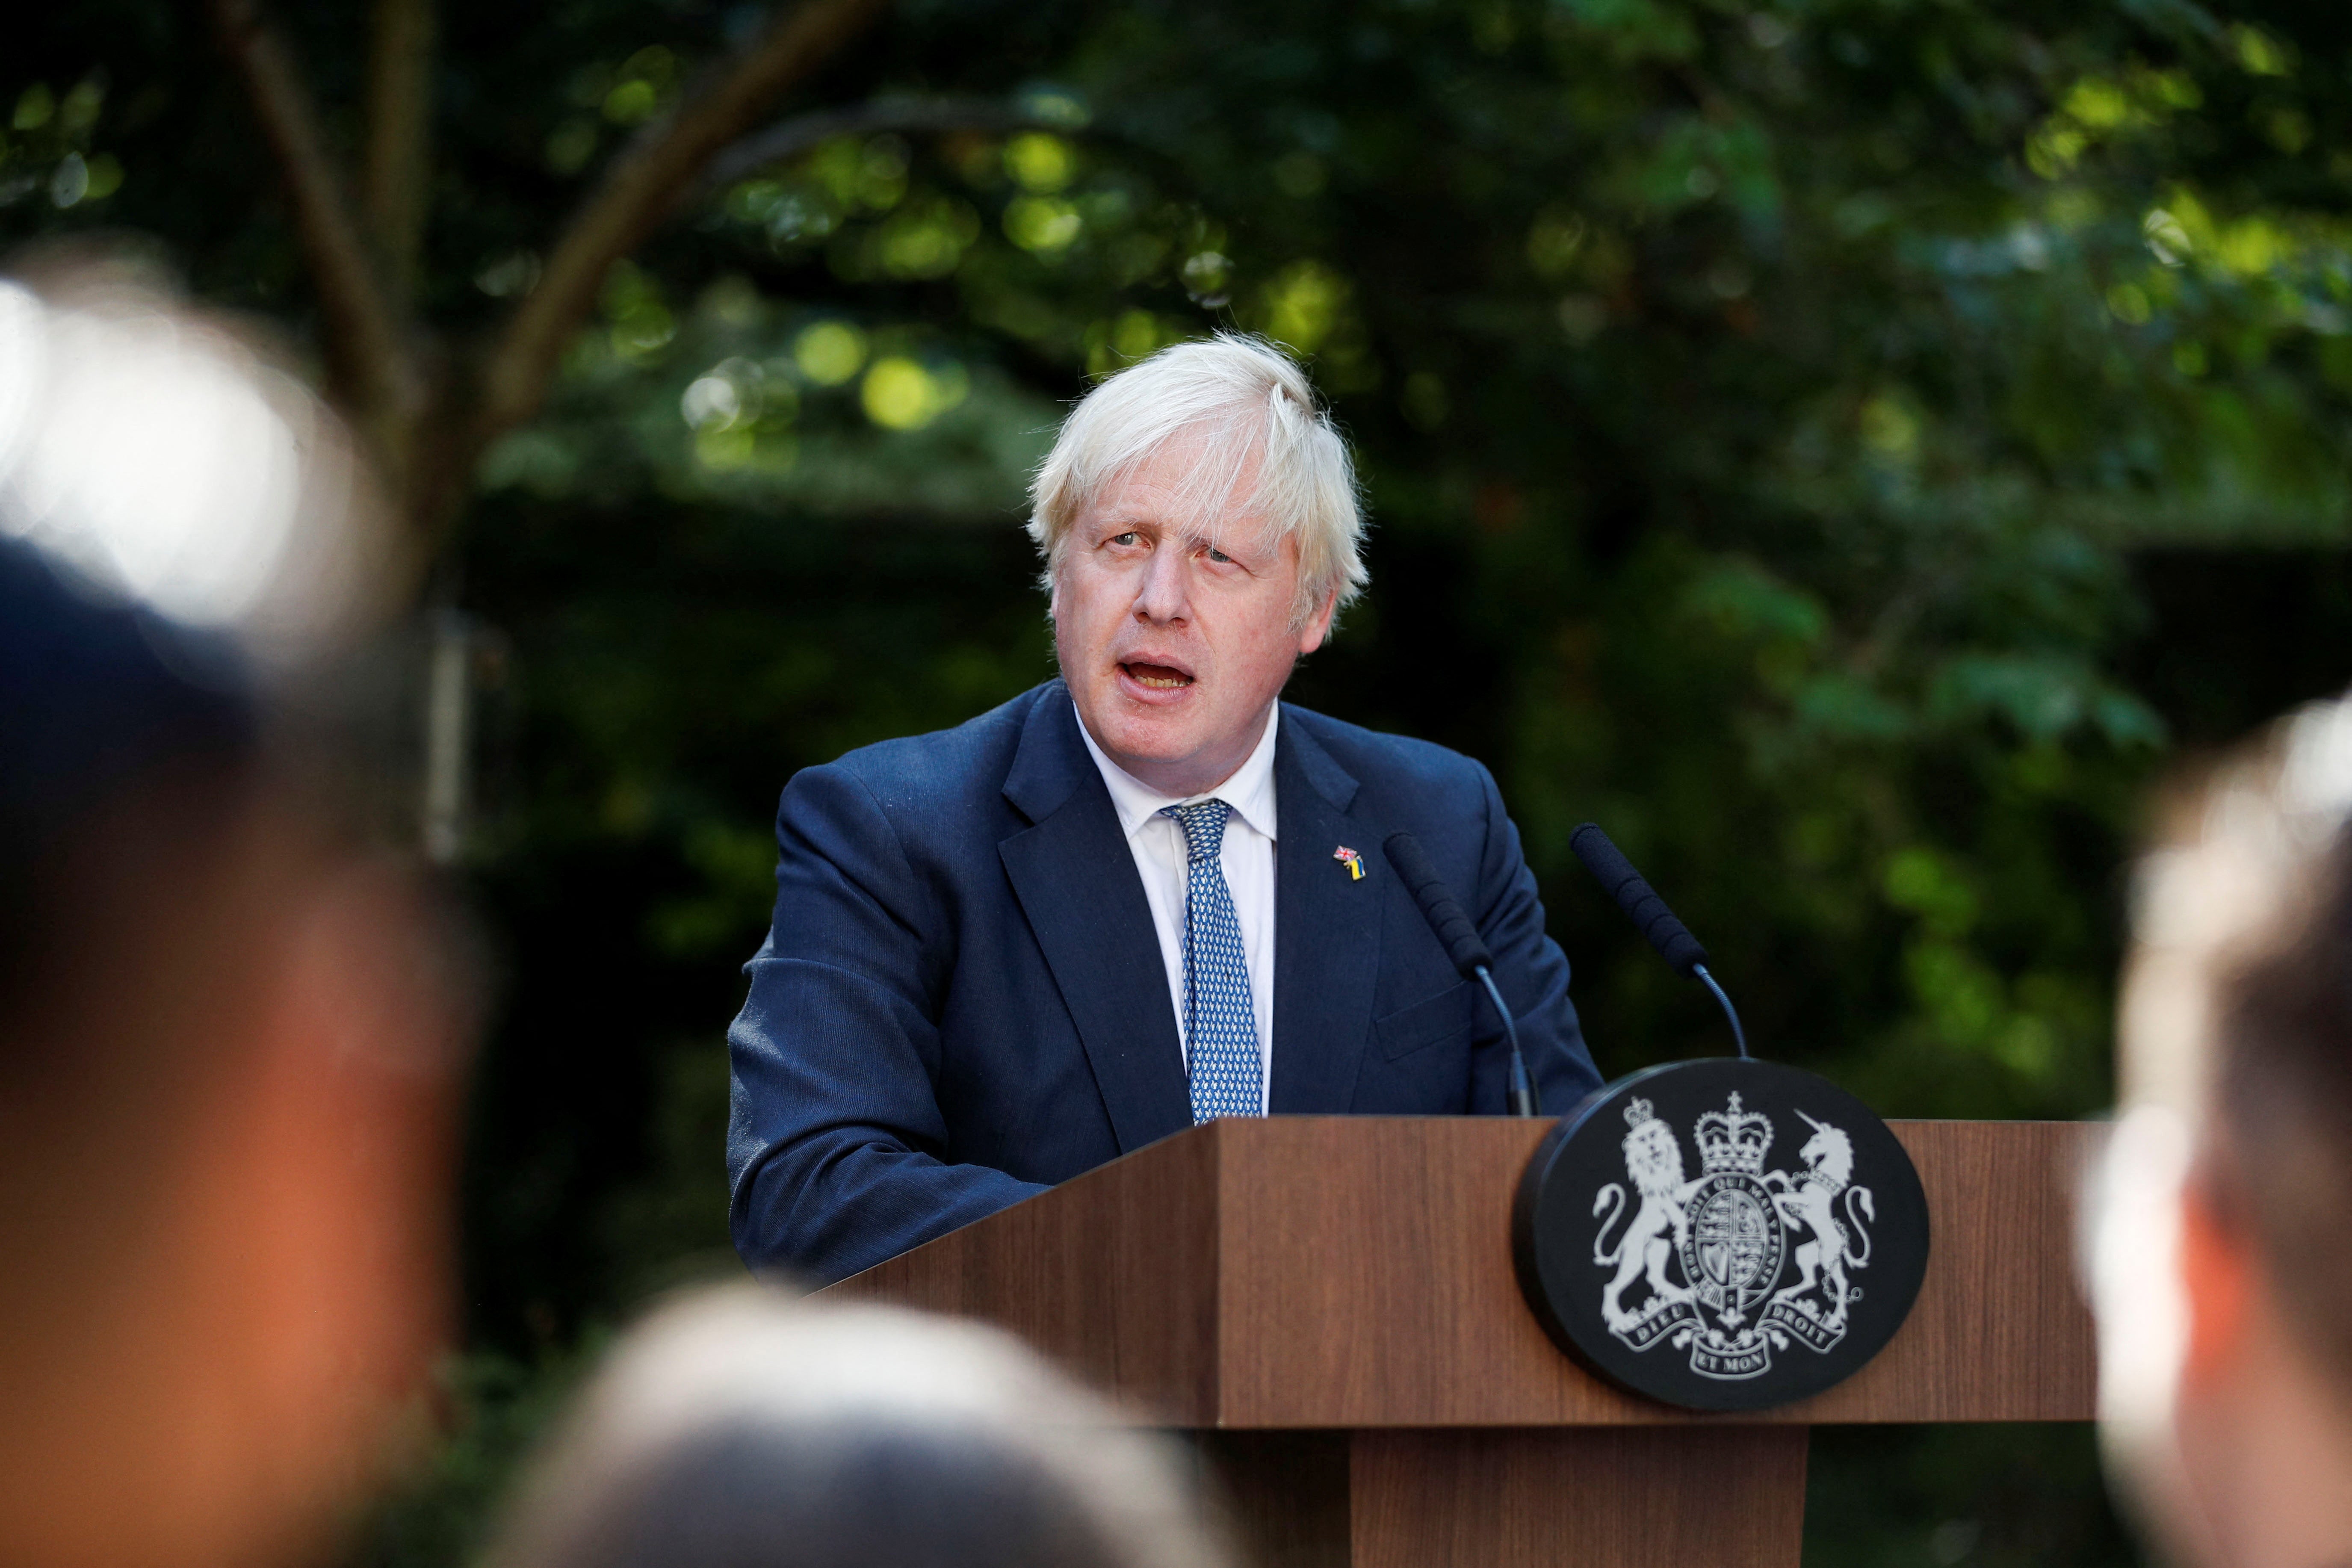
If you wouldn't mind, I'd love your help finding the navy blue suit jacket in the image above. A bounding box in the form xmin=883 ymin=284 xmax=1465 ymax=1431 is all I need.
xmin=727 ymin=679 xmax=1600 ymax=1284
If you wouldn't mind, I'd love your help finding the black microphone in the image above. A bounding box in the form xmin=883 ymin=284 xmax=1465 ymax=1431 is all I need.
xmin=1383 ymin=830 xmax=1538 ymax=1117
xmin=1568 ymin=823 xmax=1748 ymax=1057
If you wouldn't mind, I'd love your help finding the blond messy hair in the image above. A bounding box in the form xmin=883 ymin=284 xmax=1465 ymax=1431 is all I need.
xmin=1025 ymin=332 xmax=1368 ymax=629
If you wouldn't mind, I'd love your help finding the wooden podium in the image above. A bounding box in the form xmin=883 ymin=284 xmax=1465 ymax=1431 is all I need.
xmin=826 ymin=1117 xmax=2094 ymax=1568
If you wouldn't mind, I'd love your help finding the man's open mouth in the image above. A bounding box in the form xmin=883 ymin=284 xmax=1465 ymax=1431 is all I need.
xmin=1121 ymin=661 xmax=1194 ymax=690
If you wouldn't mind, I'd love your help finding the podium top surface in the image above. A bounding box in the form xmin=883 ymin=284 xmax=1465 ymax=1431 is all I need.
xmin=827 ymin=1116 xmax=2096 ymax=1429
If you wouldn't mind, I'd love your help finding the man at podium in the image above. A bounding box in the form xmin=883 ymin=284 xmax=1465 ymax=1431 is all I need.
xmin=727 ymin=334 xmax=1601 ymax=1284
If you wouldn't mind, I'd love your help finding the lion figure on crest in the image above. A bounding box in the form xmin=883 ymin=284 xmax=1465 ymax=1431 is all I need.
xmin=1766 ymin=1110 xmax=1874 ymax=1330
xmin=1591 ymin=1101 xmax=1700 ymax=1330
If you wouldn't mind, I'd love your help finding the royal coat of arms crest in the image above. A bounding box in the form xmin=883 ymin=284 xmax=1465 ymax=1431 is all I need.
xmin=1590 ymin=1091 xmax=1877 ymax=1381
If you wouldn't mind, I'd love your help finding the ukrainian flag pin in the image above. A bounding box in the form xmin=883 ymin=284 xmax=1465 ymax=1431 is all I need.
xmin=1334 ymin=845 xmax=1364 ymax=880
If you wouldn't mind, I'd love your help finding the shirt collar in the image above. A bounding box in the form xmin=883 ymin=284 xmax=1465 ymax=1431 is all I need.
xmin=1075 ymin=697 xmax=1280 ymax=844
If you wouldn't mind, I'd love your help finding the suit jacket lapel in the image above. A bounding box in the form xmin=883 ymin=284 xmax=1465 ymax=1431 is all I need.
xmin=999 ymin=685 xmax=1193 ymax=1153
xmin=1270 ymin=709 xmax=1383 ymax=1113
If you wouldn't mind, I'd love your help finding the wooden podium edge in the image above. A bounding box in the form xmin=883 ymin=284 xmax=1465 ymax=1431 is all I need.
xmin=827 ymin=1116 xmax=2096 ymax=1431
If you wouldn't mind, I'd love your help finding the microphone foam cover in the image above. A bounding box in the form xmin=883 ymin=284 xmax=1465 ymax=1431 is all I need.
xmin=1569 ymin=823 xmax=1710 ymax=978
xmin=1383 ymin=830 xmax=1495 ymax=979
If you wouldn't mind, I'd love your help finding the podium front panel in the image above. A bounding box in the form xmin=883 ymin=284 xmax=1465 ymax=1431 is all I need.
xmin=830 ymin=1117 xmax=2095 ymax=1429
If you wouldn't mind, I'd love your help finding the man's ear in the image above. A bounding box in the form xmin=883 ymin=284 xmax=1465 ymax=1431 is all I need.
xmin=2178 ymin=1174 xmax=2254 ymax=1390
xmin=1297 ymin=585 xmax=1340 ymax=654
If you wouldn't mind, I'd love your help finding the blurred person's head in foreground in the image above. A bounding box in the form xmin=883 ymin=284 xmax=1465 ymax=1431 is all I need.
xmin=488 ymin=1286 xmax=1237 ymax=1568
xmin=2090 ymin=693 xmax=2352 ymax=1568
xmin=0 ymin=254 xmax=468 ymax=1568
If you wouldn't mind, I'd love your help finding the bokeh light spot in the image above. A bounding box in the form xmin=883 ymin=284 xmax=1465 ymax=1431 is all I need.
xmin=794 ymin=322 xmax=867 ymax=385
xmin=1004 ymin=133 xmax=1073 ymax=193
xmin=859 ymin=357 xmax=969 ymax=431
xmin=1004 ymin=196 xmax=1082 ymax=254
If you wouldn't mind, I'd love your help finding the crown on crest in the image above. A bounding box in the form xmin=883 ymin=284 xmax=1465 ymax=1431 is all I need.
xmin=1695 ymin=1092 xmax=1773 ymax=1176
xmin=1622 ymin=1097 xmax=1655 ymax=1129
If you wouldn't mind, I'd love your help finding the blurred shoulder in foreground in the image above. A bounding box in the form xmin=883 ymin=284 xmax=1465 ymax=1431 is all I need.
xmin=487 ymin=1285 xmax=1238 ymax=1568
xmin=0 ymin=254 xmax=472 ymax=1568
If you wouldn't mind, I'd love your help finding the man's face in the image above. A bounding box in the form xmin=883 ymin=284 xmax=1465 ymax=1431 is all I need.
xmin=1053 ymin=440 xmax=1336 ymax=798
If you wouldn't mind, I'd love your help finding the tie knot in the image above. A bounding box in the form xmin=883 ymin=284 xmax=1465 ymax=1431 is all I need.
xmin=1161 ymin=799 xmax=1231 ymax=863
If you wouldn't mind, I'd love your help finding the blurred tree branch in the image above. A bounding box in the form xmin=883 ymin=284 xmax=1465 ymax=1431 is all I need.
xmin=476 ymin=0 xmax=894 ymax=461
xmin=363 ymin=0 xmax=436 ymax=303
xmin=698 ymin=97 xmax=1049 ymax=196
xmin=208 ymin=0 xmax=426 ymax=492
xmin=207 ymin=0 xmax=895 ymax=546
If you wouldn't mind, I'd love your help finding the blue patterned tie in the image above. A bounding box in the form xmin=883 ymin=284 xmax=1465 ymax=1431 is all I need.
xmin=1161 ymin=799 xmax=1262 ymax=1122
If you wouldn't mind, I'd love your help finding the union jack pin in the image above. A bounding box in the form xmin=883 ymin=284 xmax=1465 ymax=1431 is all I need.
xmin=1334 ymin=845 xmax=1364 ymax=880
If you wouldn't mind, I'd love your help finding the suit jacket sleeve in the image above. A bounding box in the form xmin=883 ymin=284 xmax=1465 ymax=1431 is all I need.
xmin=1467 ymin=759 xmax=1604 ymax=1116
xmin=727 ymin=762 xmax=1046 ymax=1285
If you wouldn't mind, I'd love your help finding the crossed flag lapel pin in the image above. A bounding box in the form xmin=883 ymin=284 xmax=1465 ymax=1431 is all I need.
xmin=1333 ymin=845 xmax=1364 ymax=880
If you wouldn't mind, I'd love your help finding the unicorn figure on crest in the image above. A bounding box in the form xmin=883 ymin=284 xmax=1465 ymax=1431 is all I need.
xmin=1765 ymin=1110 xmax=1874 ymax=1331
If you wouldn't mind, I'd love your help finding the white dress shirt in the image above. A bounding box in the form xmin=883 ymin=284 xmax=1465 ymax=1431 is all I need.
xmin=1075 ymin=699 xmax=1278 ymax=1116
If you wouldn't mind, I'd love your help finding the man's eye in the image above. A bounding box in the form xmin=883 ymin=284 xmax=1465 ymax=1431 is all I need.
xmin=1207 ymin=546 xmax=1233 ymax=564
xmin=1109 ymin=532 xmax=1141 ymax=547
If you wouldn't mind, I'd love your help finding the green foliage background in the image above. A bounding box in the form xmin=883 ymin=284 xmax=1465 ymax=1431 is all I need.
xmin=16 ymin=0 xmax=2352 ymax=1562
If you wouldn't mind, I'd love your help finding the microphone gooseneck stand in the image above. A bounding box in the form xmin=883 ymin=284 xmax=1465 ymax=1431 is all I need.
xmin=1383 ymin=830 xmax=1539 ymax=1117
xmin=1568 ymin=822 xmax=1748 ymax=1060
